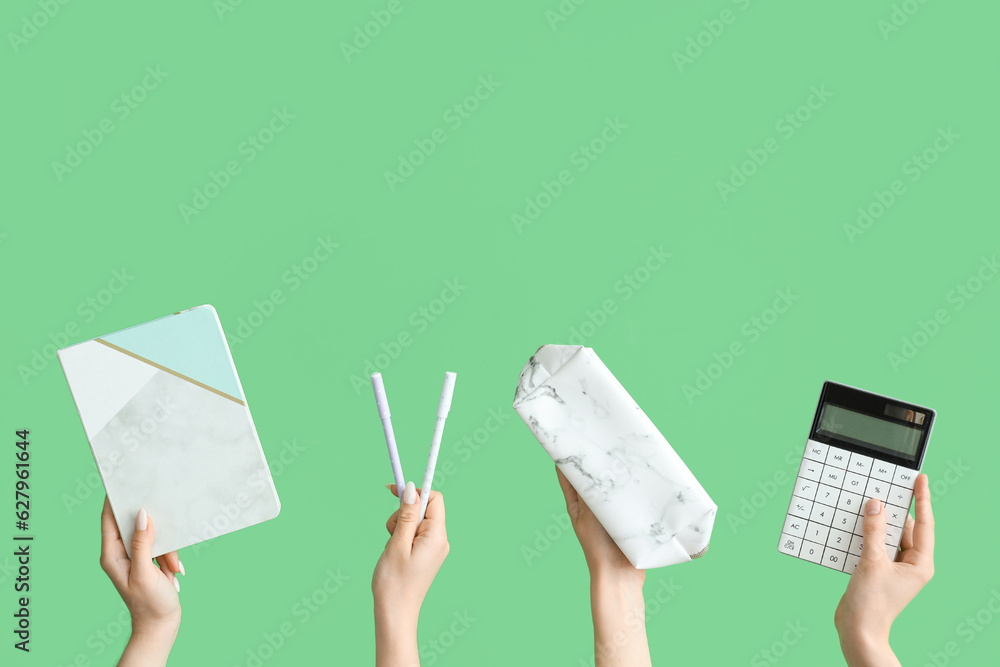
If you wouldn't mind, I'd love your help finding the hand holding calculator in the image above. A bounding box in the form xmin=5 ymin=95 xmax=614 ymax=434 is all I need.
xmin=778 ymin=382 xmax=935 ymax=574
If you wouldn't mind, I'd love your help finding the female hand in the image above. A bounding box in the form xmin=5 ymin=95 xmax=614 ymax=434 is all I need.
xmin=556 ymin=466 xmax=651 ymax=667
xmin=556 ymin=466 xmax=643 ymax=585
xmin=835 ymin=474 xmax=935 ymax=667
xmin=100 ymin=497 xmax=183 ymax=667
xmin=372 ymin=482 xmax=449 ymax=667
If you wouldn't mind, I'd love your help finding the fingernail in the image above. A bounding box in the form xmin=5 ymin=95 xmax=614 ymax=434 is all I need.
xmin=172 ymin=574 xmax=181 ymax=593
xmin=385 ymin=483 xmax=393 ymax=491
xmin=402 ymin=481 xmax=417 ymax=505
xmin=136 ymin=508 xmax=148 ymax=531
xmin=177 ymin=560 xmax=186 ymax=577
xmin=866 ymin=498 xmax=882 ymax=515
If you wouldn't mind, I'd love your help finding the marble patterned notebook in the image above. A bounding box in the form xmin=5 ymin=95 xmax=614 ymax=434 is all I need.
xmin=57 ymin=305 xmax=280 ymax=557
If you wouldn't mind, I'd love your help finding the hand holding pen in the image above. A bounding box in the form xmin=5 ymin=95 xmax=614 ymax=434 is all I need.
xmin=371 ymin=371 xmax=456 ymax=527
xmin=370 ymin=371 xmax=455 ymax=667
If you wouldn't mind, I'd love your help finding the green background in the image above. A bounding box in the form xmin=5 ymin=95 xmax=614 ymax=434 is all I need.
xmin=2 ymin=0 xmax=998 ymax=664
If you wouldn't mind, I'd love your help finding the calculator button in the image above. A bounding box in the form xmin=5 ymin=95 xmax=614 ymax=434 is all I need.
xmin=892 ymin=467 xmax=918 ymax=489
xmin=844 ymin=554 xmax=861 ymax=575
xmin=825 ymin=446 xmax=850 ymax=469
xmin=847 ymin=452 xmax=873 ymax=477
xmin=821 ymin=465 xmax=845 ymax=487
xmin=888 ymin=485 xmax=913 ymax=509
xmin=778 ymin=534 xmax=802 ymax=557
xmin=844 ymin=471 xmax=868 ymax=493
xmin=864 ymin=478 xmax=889 ymax=502
xmin=827 ymin=528 xmax=852 ymax=551
xmin=788 ymin=497 xmax=813 ymax=519
xmin=837 ymin=491 xmax=863 ymax=514
xmin=800 ymin=541 xmax=824 ymax=564
xmin=833 ymin=509 xmax=856 ymax=531
xmin=793 ymin=477 xmax=817 ymax=500
xmin=822 ymin=546 xmax=847 ymax=571
xmin=804 ymin=441 xmax=829 ymax=463
xmin=852 ymin=514 xmax=865 ymax=536
xmin=885 ymin=505 xmax=907 ymax=528
xmin=886 ymin=544 xmax=898 ymax=561
xmin=815 ymin=484 xmax=841 ymax=508
xmin=884 ymin=523 xmax=902 ymax=547
xmin=848 ymin=534 xmax=864 ymax=556
xmin=797 ymin=459 xmax=822 ymax=482
xmin=805 ymin=521 xmax=831 ymax=544
xmin=870 ymin=462 xmax=896 ymax=483
xmin=809 ymin=504 xmax=834 ymax=526
xmin=782 ymin=515 xmax=806 ymax=539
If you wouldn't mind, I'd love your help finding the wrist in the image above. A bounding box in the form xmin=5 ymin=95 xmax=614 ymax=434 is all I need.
xmin=374 ymin=599 xmax=420 ymax=637
xmin=837 ymin=623 xmax=897 ymax=667
xmin=374 ymin=600 xmax=420 ymax=667
xmin=589 ymin=564 xmax=644 ymax=595
xmin=124 ymin=615 xmax=179 ymax=665
xmin=588 ymin=566 xmax=652 ymax=667
xmin=132 ymin=613 xmax=180 ymax=641
xmin=590 ymin=568 xmax=645 ymax=619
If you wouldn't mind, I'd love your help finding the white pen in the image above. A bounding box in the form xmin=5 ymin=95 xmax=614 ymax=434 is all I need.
xmin=419 ymin=372 xmax=457 ymax=524
xmin=371 ymin=373 xmax=406 ymax=496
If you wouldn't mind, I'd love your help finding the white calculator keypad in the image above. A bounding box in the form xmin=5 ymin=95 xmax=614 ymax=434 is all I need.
xmin=870 ymin=463 xmax=895 ymax=483
xmin=847 ymin=452 xmax=873 ymax=476
xmin=782 ymin=515 xmax=806 ymax=538
xmin=798 ymin=459 xmax=822 ymax=481
xmin=779 ymin=440 xmax=918 ymax=574
xmin=885 ymin=504 xmax=907 ymax=528
xmin=788 ymin=497 xmax=813 ymax=519
xmin=888 ymin=485 xmax=911 ymax=507
xmin=800 ymin=541 xmax=824 ymax=564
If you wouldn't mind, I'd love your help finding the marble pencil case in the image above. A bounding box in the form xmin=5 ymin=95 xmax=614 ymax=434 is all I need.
xmin=513 ymin=345 xmax=716 ymax=568
xmin=58 ymin=305 xmax=280 ymax=558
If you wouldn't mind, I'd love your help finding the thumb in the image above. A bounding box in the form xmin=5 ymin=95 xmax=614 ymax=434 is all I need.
xmin=860 ymin=498 xmax=887 ymax=563
xmin=387 ymin=482 xmax=420 ymax=551
xmin=130 ymin=508 xmax=154 ymax=565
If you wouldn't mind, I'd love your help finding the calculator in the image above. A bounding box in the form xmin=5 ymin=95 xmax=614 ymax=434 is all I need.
xmin=777 ymin=381 xmax=935 ymax=574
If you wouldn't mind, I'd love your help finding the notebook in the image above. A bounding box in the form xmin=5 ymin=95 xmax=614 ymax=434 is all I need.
xmin=57 ymin=304 xmax=280 ymax=557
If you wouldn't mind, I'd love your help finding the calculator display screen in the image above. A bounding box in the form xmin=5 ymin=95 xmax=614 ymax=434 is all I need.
xmin=817 ymin=404 xmax=922 ymax=457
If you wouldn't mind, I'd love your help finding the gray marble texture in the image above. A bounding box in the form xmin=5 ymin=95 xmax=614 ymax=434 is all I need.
xmin=92 ymin=369 xmax=280 ymax=557
xmin=514 ymin=345 xmax=716 ymax=569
